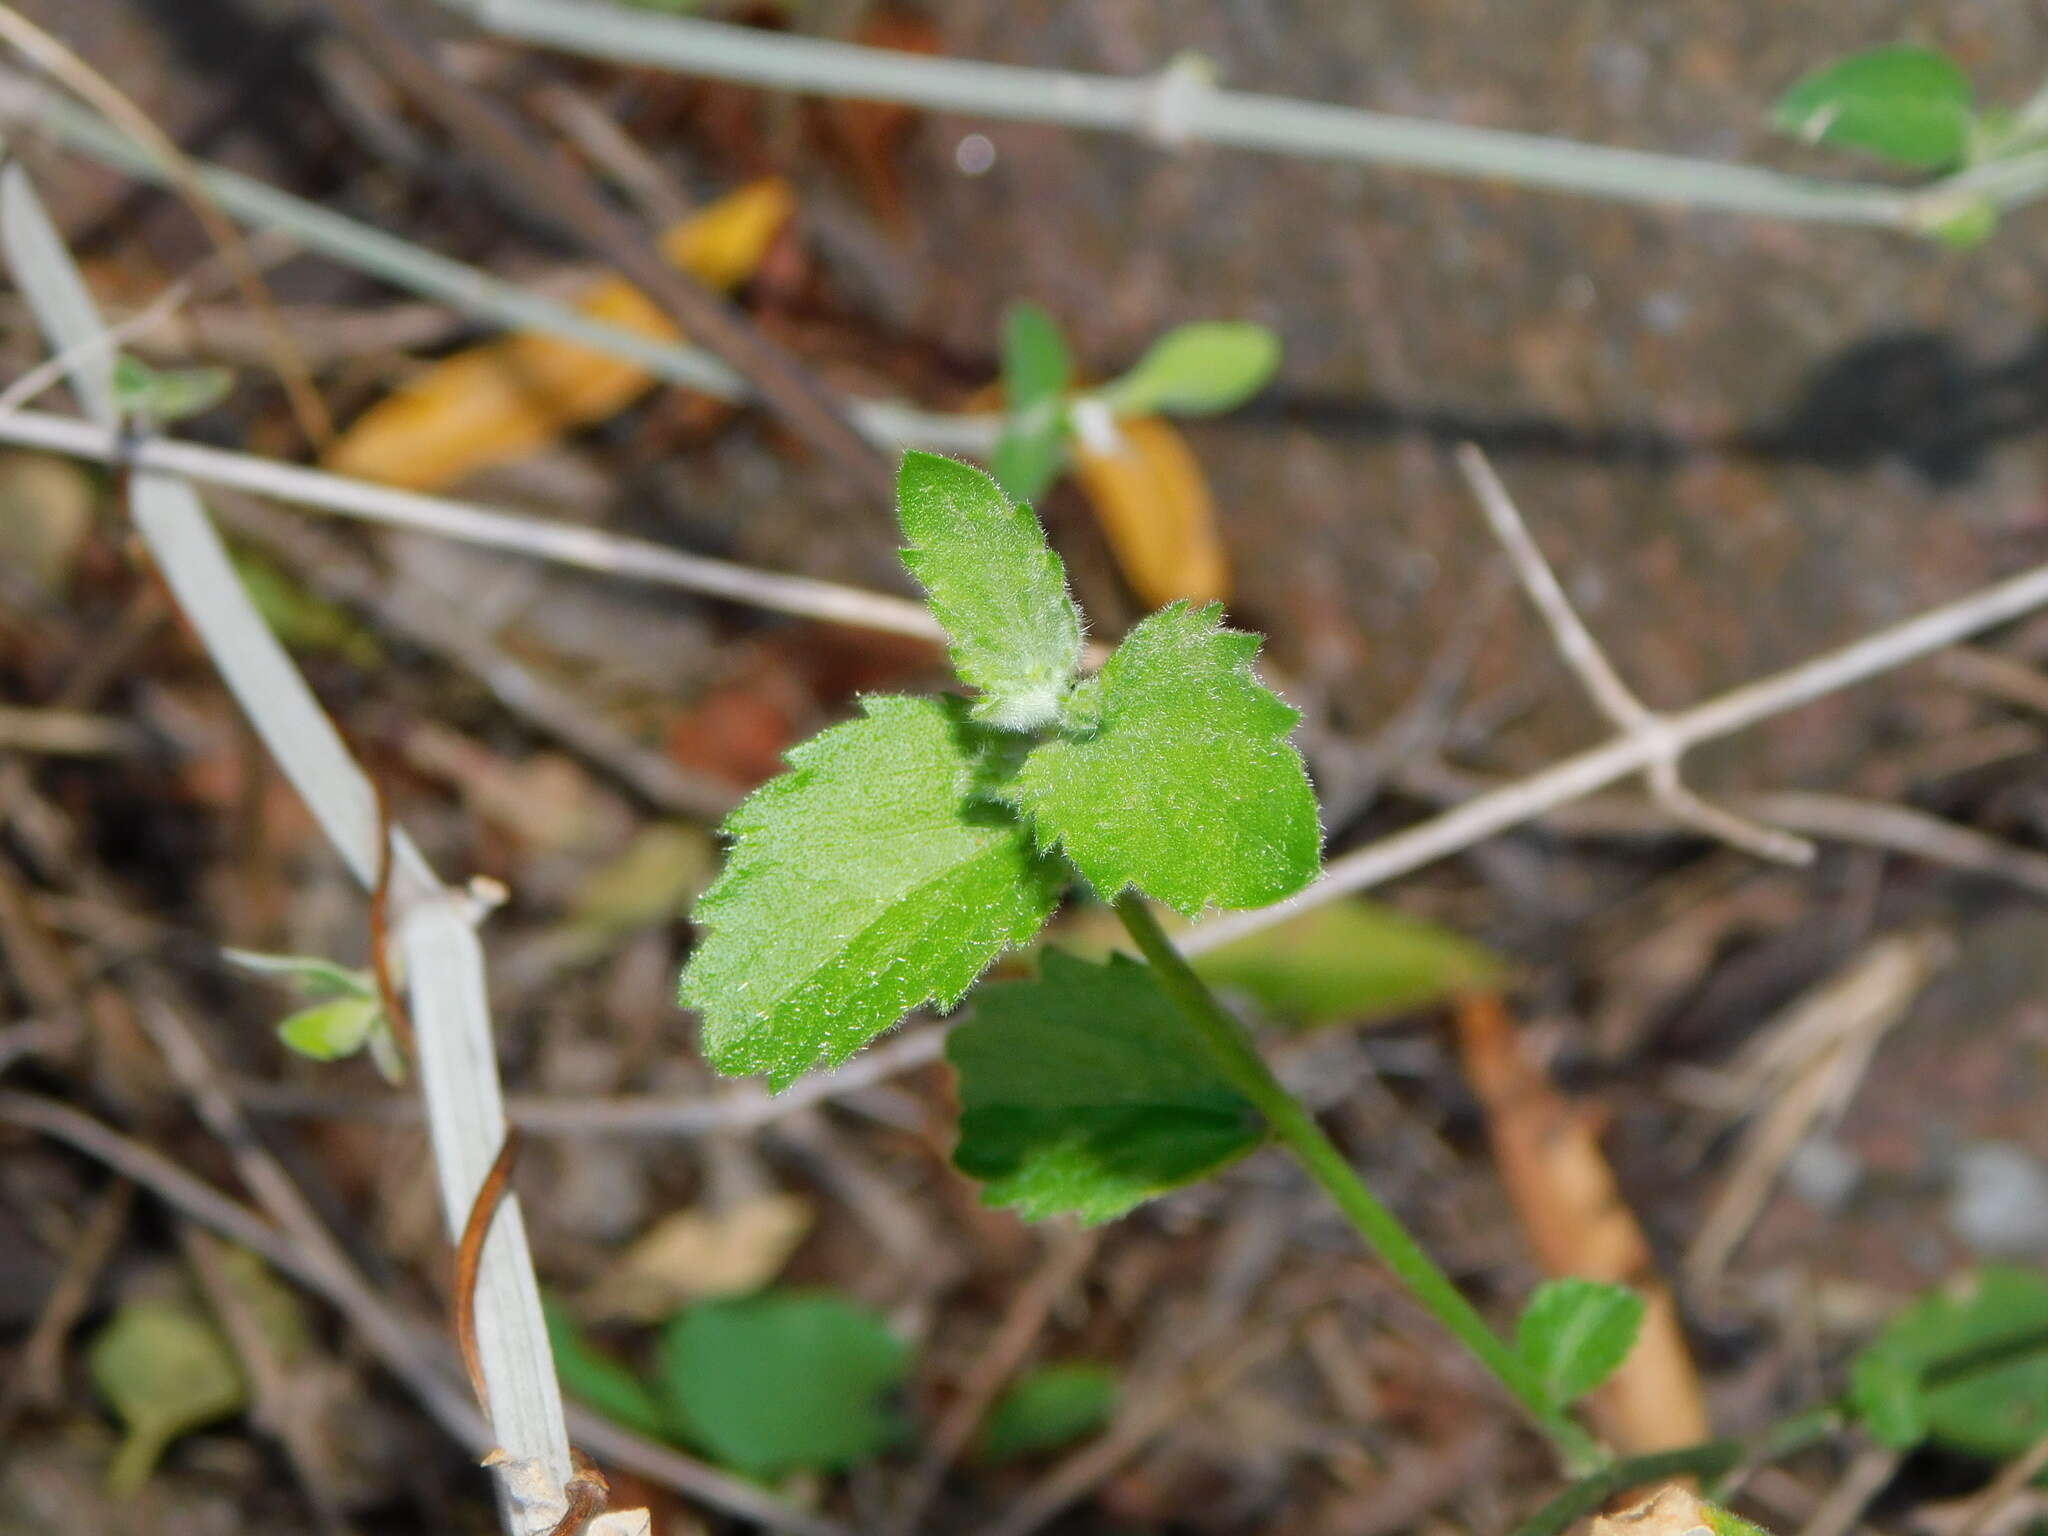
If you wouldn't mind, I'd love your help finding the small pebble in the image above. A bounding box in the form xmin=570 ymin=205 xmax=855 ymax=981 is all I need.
xmin=1948 ymin=1141 xmax=2048 ymax=1256
xmin=1786 ymin=1135 xmax=1862 ymax=1214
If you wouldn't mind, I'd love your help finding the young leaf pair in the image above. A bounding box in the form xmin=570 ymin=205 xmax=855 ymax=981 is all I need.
xmin=677 ymin=451 xmax=1321 ymax=1091
xmin=993 ymin=307 xmax=1281 ymax=503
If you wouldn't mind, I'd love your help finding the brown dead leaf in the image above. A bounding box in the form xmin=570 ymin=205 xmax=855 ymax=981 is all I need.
xmin=1071 ymin=414 xmax=1231 ymax=608
xmin=1455 ymin=995 xmax=1710 ymax=1455
xmin=580 ymin=1195 xmax=813 ymax=1324
xmin=1593 ymin=1485 xmax=1714 ymax=1536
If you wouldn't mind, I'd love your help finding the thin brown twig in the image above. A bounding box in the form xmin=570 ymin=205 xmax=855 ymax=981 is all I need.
xmin=1950 ymin=1434 xmax=2048 ymax=1536
xmin=889 ymin=1226 xmax=1100 ymax=1536
xmin=124 ymin=996 xmax=493 ymax=1442
xmin=317 ymin=0 xmax=894 ymax=503
xmin=178 ymin=1221 xmax=357 ymax=1536
xmin=974 ymin=1321 xmax=1292 ymax=1536
xmin=367 ymin=777 xmax=418 ymax=1065
xmin=0 ymin=1078 xmax=818 ymax=1533
xmin=1797 ymin=1443 xmax=1902 ymax=1536
xmin=1 ymin=1177 xmax=130 ymax=1421
xmin=456 ymin=1129 xmax=523 ymax=1416
xmin=226 ymin=1022 xmax=949 ymax=1134
xmin=0 ymin=3 xmax=333 ymax=445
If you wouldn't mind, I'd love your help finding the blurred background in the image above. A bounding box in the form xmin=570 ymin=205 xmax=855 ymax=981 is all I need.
xmin=4 ymin=3 xmax=2048 ymax=1534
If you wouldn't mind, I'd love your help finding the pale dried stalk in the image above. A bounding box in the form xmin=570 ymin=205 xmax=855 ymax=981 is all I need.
xmin=0 ymin=159 xmax=608 ymax=1535
xmin=0 ymin=407 xmax=941 ymax=641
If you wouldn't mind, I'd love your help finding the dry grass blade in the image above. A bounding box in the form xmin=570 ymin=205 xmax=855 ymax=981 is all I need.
xmin=0 ymin=407 xmax=942 ymax=639
xmin=1683 ymin=928 xmax=1954 ymax=1288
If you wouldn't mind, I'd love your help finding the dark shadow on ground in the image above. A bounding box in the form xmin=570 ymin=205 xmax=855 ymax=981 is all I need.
xmin=1241 ymin=329 xmax=2048 ymax=487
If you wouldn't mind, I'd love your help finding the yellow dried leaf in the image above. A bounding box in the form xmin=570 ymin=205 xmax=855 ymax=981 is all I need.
xmin=325 ymin=179 xmax=795 ymax=491
xmin=1070 ymin=414 xmax=1230 ymax=608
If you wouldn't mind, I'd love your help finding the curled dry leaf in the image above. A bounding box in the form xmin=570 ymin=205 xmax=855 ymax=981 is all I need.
xmin=1070 ymin=414 xmax=1231 ymax=608
xmin=324 ymin=179 xmax=795 ymax=491
xmin=1455 ymin=994 xmax=1710 ymax=1455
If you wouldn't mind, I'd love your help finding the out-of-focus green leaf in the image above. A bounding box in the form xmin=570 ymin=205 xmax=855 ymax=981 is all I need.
xmin=993 ymin=303 xmax=1072 ymax=504
xmin=656 ymin=1291 xmax=910 ymax=1477
xmin=1192 ymin=899 xmax=1502 ymax=1026
xmin=112 ymin=355 xmax=234 ymax=423
xmin=1514 ymin=1278 xmax=1645 ymax=1407
xmin=1772 ymin=45 xmax=1975 ymax=168
xmin=221 ymin=947 xmax=373 ymax=1000
xmin=89 ymin=1298 xmax=247 ymax=1494
xmin=570 ymin=823 xmax=714 ymax=935
xmin=543 ymin=1298 xmax=667 ymax=1439
xmin=276 ymin=996 xmax=382 ymax=1063
xmin=978 ymin=1362 xmax=1119 ymax=1462
xmin=1849 ymin=1267 xmax=2048 ymax=1455
xmin=227 ymin=553 xmax=382 ymax=667
xmin=1099 ymin=322 xmax=1280 ymax=417
xmin=1914 ymin=193 xmax=1999 ymax=249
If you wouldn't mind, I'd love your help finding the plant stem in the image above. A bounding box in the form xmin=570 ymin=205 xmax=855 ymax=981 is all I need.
xmin=1511 ymin=1408 xmax=1840 ymax=1536
xmin=1111 ymin=892 xmax=1604 ymax=1472
xmin=457 ymin=0 xmax=1927 ymax=227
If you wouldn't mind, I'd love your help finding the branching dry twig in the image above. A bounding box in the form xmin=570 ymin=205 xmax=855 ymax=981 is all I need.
xmin=1454 ymin=444 xmax=1813 ymax=866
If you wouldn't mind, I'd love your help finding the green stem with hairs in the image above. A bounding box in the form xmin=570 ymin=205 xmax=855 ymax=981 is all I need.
xmin=1112 ymin=892 xmax=1604 ymax=1472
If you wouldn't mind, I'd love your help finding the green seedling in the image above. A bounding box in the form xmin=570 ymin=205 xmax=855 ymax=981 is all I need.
xmin=676 ymin=449 xmax=1610 ymax=1468
xmin=990 ymin=309 xmax=1282 ymax=504
xmin=223 ymin=947 xmax=405 ymax=1083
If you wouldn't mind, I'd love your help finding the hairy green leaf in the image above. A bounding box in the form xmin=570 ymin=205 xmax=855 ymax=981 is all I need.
xmin=1849 ymin=1267 xmax=2048 ymax=1455
xmin=897 ymin=451 xmax=1084 ymax=730
xmin=656 ymin=1292 xmax=909 ymax=1477
xmin=1012 ymin=602 xmax=1320 ymax=916
xmin=89 ymin=1298 xmax=247 ymax=1494
xmin=1193 ymin=898 xmax=1502 ymax=1026
xmin=1515 ymin=1278 xmax=1646 ymax=1407
xmin=979 ymin=1362 xmax=1119 ymax=1463
xmin=1773 ymin=45 xmax=1974 ymax=168
xmin=948 ymin=950 xmax=1264 ymax=1222
xmin=1703 ymin=1506 xmax=1777 ymax=1536
xmin=680 ymin=694 xmax=1062 ymax=1087
xmin=543 ymin=1298 xmax=667 ymax=1439
xmin=994 ymin=303 xmax=1072 ymax=504
xmin=1100 ymin=322 xmax=1280 ymax=416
